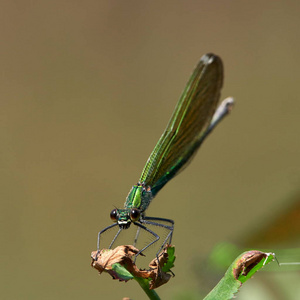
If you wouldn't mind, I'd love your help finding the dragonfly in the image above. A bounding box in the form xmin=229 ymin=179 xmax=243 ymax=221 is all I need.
xmin=96 ymin=53 xmax=234 ymax=260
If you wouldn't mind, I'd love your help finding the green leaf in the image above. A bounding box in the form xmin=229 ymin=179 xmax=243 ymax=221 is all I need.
xmin=237 ymin=252 xmax=274 ymax=284
xmin=204 ymin=250 xmax=275 ymax=300
xmin=111 ymin=263 xmax=134 ymax=281
xmin=162 ymin=246 xmax=176 ymax=273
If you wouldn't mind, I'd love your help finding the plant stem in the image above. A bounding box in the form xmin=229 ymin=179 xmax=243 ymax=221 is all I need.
xmin=134 ymin=277 xmax=160 ymax=300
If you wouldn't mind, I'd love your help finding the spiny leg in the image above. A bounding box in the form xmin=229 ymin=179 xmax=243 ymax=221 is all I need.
xmin=141 ymin=217 xmax=174 ymax=258
xmin=133 ymin=222 xmax=160 ymax=259
xmin=135 ymin=218 xmax=174 ymax=275
xmin=133 ymin=226 xmax=142 ymax=247
xmin=133 ymin=216 xmax=173 ymax=247
xmin=143 ymin=216 xmax=174 ymax=246
xmin=108 ymin=227 xmax=123 ymax=249
xmin=96 ymin=223 xmax=118 ymax=259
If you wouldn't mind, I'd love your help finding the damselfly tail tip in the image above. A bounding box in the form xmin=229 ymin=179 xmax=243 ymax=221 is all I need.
xmin=210 ymin=97 xmax=235 ymax=126
xmin=221 ymin=97 xmax=235 ymax=113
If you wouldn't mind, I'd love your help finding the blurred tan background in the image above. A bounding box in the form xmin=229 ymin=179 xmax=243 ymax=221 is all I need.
xmin=1 ymin=1 xmax=299 ymax=299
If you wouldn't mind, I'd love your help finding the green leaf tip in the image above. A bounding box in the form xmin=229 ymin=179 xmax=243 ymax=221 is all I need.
xmin=204 ymin=250 xmax=275 ymax=300
xmin=111 ymin=263 xmax=134 ymax=281
xmin=162 ymin=246 xmax=176 ymax=273
xmin=235 ymin=251 xmax=275 ymax=284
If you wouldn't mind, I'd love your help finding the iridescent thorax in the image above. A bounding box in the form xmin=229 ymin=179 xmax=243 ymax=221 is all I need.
xmin=124 ymin=183 xmax=153 ymax=212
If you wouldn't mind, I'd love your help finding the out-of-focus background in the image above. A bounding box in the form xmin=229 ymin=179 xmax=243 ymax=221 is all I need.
xmin=1 ymin=1 xmax=299 ymax=299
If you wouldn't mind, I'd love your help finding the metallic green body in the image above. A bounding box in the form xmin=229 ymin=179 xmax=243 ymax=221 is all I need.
xmin=96 ymin=53 xmax=233 ymax=256
xmin=118 ymin=54 xmax=223 ymax=223
xmin=124 ymin=184 xmax=153 ymax=212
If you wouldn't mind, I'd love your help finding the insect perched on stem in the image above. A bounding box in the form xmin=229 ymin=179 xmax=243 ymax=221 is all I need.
xmin=96 ymin=53 xmax=234 ymax=262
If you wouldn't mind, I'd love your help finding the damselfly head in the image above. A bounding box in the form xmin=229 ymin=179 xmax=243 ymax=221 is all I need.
xmin=129 ymin=208 xmax=141 ymax=221
xmin=110 ymin=208 xmax=141 ymax=229
xmin=110 ymin=208 xmax=118 ymax=222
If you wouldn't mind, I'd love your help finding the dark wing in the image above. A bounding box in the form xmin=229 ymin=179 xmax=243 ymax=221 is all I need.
xmin=139 ymin=53 xmax=223 ymax=196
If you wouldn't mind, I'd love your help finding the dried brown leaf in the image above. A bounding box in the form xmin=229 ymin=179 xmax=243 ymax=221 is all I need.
xmin=233 ymin=250 xmax=268 ymax=279
xmin=91 ymin=244 xmax=174 ymax=289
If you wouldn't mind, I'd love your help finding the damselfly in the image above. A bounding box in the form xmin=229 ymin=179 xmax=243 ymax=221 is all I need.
xmin=96 ymin=53 xmax=234 ymax=260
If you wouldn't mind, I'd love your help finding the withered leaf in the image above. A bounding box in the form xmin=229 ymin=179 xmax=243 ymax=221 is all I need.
xmin=233 ymin=250 xmax=271 ymax=279
xmin=91 ymin=244 xmax=175 ymax=289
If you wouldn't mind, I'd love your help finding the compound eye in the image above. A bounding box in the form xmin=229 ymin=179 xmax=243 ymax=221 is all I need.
xmin=110 ymin=209 xmax=118 ymax=222
xmin=130 ymin=208 xmax=140 ymax=221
